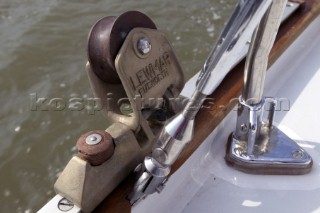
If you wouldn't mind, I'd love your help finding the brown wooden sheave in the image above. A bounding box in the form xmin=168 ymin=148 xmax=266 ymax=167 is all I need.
xmin=94 ymin=0 xmax=320 ymax=212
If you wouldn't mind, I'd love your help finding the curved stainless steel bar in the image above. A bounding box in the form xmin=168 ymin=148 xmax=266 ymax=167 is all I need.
xmin=197 ymin=0 xmax=272 ymax=95
xmin=242 ymin=1 xmax=287 ymax=104
xmin=235 ymin=0 xmax=287 ymax=146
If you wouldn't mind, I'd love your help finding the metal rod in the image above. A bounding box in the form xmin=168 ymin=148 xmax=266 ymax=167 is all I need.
xmin=267 ymin=99 xmax=276 ymax=128
xmin=197 ymin=0 xmax=272 ymax=95
xmin=242 ymin=1 xmax=287 ymax=105
xmin=239 ymin=0 xmax=287 ymax=155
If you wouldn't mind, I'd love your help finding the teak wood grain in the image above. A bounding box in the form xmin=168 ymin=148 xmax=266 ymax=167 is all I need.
xmin=94 ymin=1 xmax=319 ymax=212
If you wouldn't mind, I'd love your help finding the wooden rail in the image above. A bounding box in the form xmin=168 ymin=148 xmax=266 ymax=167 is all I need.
xmin=94 ymin=0 xmax=320 ymax=212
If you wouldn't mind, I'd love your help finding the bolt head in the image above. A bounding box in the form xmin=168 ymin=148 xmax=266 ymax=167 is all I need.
xmin=85 ymin=133 xmax=102 ymax=145
xmin=137 ymin=37 xmax=151 ymax=55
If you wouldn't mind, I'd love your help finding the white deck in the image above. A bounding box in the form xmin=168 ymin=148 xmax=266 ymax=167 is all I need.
xmin=134 ymin=16 xmax=320 ymax=213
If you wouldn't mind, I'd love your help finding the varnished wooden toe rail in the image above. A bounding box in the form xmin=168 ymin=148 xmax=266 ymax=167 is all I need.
xmin=94 ymin=1 xmax=320 ymax=212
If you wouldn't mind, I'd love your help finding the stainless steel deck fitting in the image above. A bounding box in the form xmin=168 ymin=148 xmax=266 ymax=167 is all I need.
xmin=225 ymin=0 xmax=313 ymax=175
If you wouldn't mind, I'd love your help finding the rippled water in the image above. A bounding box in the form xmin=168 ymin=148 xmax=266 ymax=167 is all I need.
xmin=0 ymin=0 xmax=236 ymax=212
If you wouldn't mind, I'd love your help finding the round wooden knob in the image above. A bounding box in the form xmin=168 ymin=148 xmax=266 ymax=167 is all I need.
xmin=77 ymin=130 xmax=115 ymax=166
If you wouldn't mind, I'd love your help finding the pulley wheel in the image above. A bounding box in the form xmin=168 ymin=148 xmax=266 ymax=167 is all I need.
xmin=87 ymin=11 xmax=157 ymax=84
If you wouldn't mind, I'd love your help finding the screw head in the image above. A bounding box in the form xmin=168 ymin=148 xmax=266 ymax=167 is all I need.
xmin=137 ymin=37 xmax=151 ymax=55
xmin=85 ymin=133 xmax=102 ymax=145
xmin=292 ymin=150 xmax=304 ymax=159
xmin=58 ymin=198 xmax=74 ymax=212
